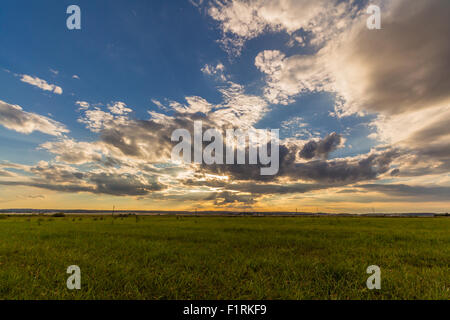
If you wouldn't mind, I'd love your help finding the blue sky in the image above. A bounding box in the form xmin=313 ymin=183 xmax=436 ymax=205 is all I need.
xmin=0 ymin=0 xmax=376 ymax=155
xmin=1 ymin=1 xmax=222 ymax=127
xmin=0 ymin=0 xmax=449 ymax=212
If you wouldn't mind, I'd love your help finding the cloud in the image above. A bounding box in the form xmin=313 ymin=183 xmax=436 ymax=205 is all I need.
xmin=201 ymin=137 xmax=397 ymax=184
xmin=75 ymin=101 xmax=90 ymax=110
xmin=108 ymin=101 xmax=132 ymax=115
xmin=0 ymin=169 xmax=14 ymax=177
xmin=255 ymin=50 xmax=331 ymax=105
xmin=72 ymin=75 xmax=80 ymax=79
xmin=250 ymin=0 xmax=450 ymax=116
xmin=325 ymin=0 xmax=450 ymax=117
xmin=210 ymin=82 xmax=268 ymax=128
xmin=0 ymin=99 xmax=68 ymax=136
xmin=66 ymin=77 xmax=269 ymax=185
xmin=189 ymin=0 xmax=204 ymax=8
xmin=170 ymin=96 xmax=214 ymax=114
xmin=201 ymin=63 xmax=227 ymax=81
xmin=78 ymin=108 xmax=115 ymax=132
xmin=151 ymin=99 xmax=169 ymax=111
xmin=206 ymin=0 xmax=357 ymax=55
xmin=299 ymin=132 xmax=342 ymax=160
xmin=283 ymin=150 xmax=398 ymax=184
xmin=20 ymin=74 xmax=63 ymax=94
xmin=358 ymin=184 xmax=450 ymax=202
xmin=280 ymin=117 xmax=306 ymax=130
xmin=20 ymin=79 xmax=270 ymax=200
xmin=40 ymin=139 xmax=103 ymax=165
xmin=205 ymin=191 xmax=256 ymax=206
xmin=0 ymin=162 xmax=165 ymax=196
xmin=246 ymin=0 xmax=450 ymax=185
xmin=369 ymin=105 xmax=450 ymax=145
xmin=183 ymin=178 xmax=335 ymax=195
xmin=55 ymin=88 xmax=400 ymax=200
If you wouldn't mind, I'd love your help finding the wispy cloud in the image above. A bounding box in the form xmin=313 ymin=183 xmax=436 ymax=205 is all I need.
xmin=0 ymin=99 xmax=68 ymax=136
xmin=20 ymin=74 xmax=63 ymax=94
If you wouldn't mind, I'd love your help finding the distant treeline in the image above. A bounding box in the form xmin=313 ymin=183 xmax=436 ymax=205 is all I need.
xmin=0 ymin=209 xmax=447 ymax=217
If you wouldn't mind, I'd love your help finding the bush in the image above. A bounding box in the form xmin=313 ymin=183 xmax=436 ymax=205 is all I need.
xmin=52 ymin=213 xmax=65 ymax=217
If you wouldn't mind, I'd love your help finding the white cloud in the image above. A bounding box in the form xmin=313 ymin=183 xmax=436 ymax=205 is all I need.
xmin=170 ymin=96 xmax=214 ymax=114
xmin=53 ymin=86 xmax=63 ymax=95
xmin=281 ymin=117 xmax=307 ymax=130
xmin=201 ymin=63 xmax=227 ymax=81
xmin=151 ymin=99 xmax=169 ymax=112
xmin=255 ymin=50 xmax=331 ymax=105
xmin=369 ymin=104 xmax=450 ymax=146
xmin=78 ymin=108 xmax=115 ymax=132
xmin=20 ymin=74 xmax=63 ymax=95
xmin=75 ymin=101 xmax=90 ymax=110
xmin=207 ymin=0 xmax=356 ymax=55
xmin=72 ymin=75 xmax=80 ymax=79
xmin=210 ymin=82 xmax=268 ymax=128
xmin=78 ymin=102 xmax=134 ymax=133
xmin=0 ymin=99 xmax=68 ymax=136
xmin=40 ymin=139 xmax=104 ymax=165
xmin=108 ymin=102 xmax=132 ymax=115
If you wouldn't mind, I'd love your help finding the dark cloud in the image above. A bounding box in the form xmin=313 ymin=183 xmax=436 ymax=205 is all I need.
xmin=0 ymin=163 xmax=165 ymax=196
xmin=30 ymin=164 xmax=85 ymax=183
xmin=341 ymin=0 xmax=450 ymax=115
xmin=201 ymin=143 xmax=291 ymax=181
xmin=201 ymin=136 xmax=398 ymax=185
xmin=87 ymin=172 xmax=164 ymax=196
xmin=205 ymin=191 xmax=256 ymax=206
xmin=184 ymin=178 xmax=343 ymax=196
xmin=99 ymin=113 xmax=218 ymax=162
xmin=282 ymin=149 xmax=398 ymax=184
xmin=0 ymin=177 xmax=164 ymax=197
xmin=358 ymin=184 xmax=450 ymax=202
xmin=410 ymin=117 xmax=450 ymax=144
xmin=299 ymin=132 xmax=342 ymax=159
xmin=388 ymin=142 xmax=450 ymax=177
xmin=390 ymin=169 xmax=400 ymax=176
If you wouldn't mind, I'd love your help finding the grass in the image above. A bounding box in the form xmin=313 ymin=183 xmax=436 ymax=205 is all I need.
xmin=0 ymin=215 xmax=448 ymax=300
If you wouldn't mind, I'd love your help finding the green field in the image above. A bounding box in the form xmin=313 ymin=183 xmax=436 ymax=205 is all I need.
xmin=0 ymin=215 xmax=449 ymax=300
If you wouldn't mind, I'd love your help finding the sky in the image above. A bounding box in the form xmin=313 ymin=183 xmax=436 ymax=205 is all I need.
xmin=0 ymin=0 xmax=449 ymax=213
